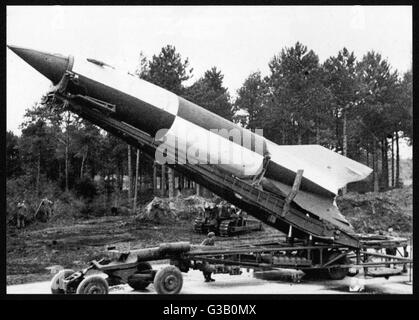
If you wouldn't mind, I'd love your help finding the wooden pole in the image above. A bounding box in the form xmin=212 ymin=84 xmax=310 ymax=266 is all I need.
xmin=153 ymin=162 xmax=157 ymax=195
xmin=342 ymin=109 xmax=347 ymax=194
xmin=168 ymin=167 xmax=174 ymax=199
xmin=391 ymin=134 xmax=395 ymax=187
xmin=395 ymin=131 xmax=400 ymax=188
xmin=127 ymin=145 xmax=132 ymax=203
xmin=65 ymin=111 xmax=70 ymax=192
xmin=179 ymin=174 xmax=184 ymax=191
xmin=133 ymin=149 xmax=140 ymax=214
xmin=373 ymin=139 xmax=379 ymax=192
xmin=36 ymin=151 xmax=41 ymax=196
xmin=383 ymin=137 xmax=389 ymax=189
xmin=161 ymin=164 xmax=166 ymax=197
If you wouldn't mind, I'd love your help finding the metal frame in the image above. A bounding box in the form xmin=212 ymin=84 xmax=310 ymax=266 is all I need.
xmin=67 ymin=237 xmax=411 ymax=292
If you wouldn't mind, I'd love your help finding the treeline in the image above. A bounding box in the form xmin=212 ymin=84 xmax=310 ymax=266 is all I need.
xmin=234 ymin=43 xmax=412 ymax=192
xmin=6 ymin=42 xmax=412 ymax=213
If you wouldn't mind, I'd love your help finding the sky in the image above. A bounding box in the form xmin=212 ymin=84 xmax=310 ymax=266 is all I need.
xmin=6 ymin=5 xmax=412 ymax=158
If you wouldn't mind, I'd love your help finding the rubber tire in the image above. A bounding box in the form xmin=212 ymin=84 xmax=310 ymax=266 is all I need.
xmin=50 ymin=269 xmax=75 ymax=294
xmin=76 ymin=275 xmax=109 ymax=294
xmin=128 ymin=262 xmax=153 ymax=290
xmin=153 ymin=266 xmax=183 ymax=294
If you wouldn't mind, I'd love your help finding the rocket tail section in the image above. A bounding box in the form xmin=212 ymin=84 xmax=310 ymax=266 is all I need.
xmin=264 ymin=142 xmax=373 ymax=197
xmin=261 ymin=178 xmax=355 ymax=234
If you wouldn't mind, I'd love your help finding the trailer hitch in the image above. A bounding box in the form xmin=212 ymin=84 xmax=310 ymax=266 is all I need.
xmin=61 ymin=258 xmax=106 ymax=293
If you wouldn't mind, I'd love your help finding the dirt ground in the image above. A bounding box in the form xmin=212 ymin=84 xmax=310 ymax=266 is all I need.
xmin=337 ymin=186 xmax=412 ymax=235
xmin=6 ymin=214 xmax=279 ymax=285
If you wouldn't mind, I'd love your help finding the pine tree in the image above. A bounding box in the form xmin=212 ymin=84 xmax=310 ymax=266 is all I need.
xmin=185 ymin=67 xmax=233 ymax=121
xmin=234 ymin=71 xmax=267 ymax=129
xmin=144 ymin=45 xmax=192 ymax=95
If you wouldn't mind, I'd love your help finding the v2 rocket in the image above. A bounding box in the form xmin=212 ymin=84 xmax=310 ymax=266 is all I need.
xmin=8 ymin=45 xmax=372 ymax=234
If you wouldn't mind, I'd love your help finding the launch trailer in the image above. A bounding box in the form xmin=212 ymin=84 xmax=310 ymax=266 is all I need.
xmin=50 ymin=237 xmax=410 ymax=294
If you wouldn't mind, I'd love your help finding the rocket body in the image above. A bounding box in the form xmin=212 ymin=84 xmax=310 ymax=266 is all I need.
xmin=8 ymin=45 xmax=373 ymax=233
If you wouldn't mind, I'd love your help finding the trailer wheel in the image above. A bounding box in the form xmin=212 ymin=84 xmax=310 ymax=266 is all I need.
xmin=76 ymin=275 xmax=109 ymax=294
xmin=50 ymin=269 xmax=75 ymax=294
xmin=154 ymin=266 xmax=183 ymax=294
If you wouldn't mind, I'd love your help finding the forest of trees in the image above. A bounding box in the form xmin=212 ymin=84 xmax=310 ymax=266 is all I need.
xmin=6 ymin=42 xmax=412 ymax=217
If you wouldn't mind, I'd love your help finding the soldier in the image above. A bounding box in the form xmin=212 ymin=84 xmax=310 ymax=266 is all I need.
xmin=201 ymin=231 xmax=215 ymax=246
xmin=252 ymin=151 xmax=271 ymax=188
xmin=229 ymin=205 xmax=239 ymax=220
xmin=385 ymin=227 xmax=398 ymax=257
xmin=176 ymin=185 xmax=182 ymax=197
xmin=203 ymin=203 xmax=211 ymax=221
xmin=208 ymin=206 xmax=218 ymax=228
xmin=236 ymin=208 xmax=244 ymax=226
xmin=201 ymin=232 xmax=216 ymax=282
xmin=35 ymin=198 xmax=53 ymax=222
xmin=110 ymin=207 xmax=118 ymax=216
xmin=16 ymin=200 xmax=28 ymax=229
xmin=218 ymin=203 xmax=229 ymax=219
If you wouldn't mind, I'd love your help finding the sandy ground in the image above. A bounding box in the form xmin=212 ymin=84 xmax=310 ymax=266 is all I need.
xmin=7 ymin=264 xmax=412 ymax=295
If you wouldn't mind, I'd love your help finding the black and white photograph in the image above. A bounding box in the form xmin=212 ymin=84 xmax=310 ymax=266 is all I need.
xmin=5 ymin=5 xmax=413 ymax=297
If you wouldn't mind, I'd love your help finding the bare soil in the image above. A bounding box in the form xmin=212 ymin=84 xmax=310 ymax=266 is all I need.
xmin=337 ymin=186 xmax=412 ymax=235
xmin=6 ymin=214 xmax=279 ymax=285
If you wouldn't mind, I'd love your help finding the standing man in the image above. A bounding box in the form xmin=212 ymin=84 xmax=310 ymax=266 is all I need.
xmin=16 ymin=200 xmax=28 ymax=229
xmin=201 ymin=232 xmax=216 ymax=282
xmin=35 ymin=198 xmax=54 ymax=222
xmin=236 ymin=208 xmax=244 ymax=226
xmin=252 ymin=151 xmax=271 ymax=187
xmin=229 ymin=205 xmax=239 ymax=220
xmin=208 ymin=207 xmax=218 ymax=232
xmin=44 ymin=198 xmax=53 ymax=220
xmin=385 ymin=227 xmax=398 ymax=256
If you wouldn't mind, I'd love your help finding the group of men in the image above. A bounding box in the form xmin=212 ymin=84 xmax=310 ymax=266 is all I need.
xmin=15 ymin=198 xmax=53 ymax=229
xmin=202 ymin=202 xmax=243 ymax=223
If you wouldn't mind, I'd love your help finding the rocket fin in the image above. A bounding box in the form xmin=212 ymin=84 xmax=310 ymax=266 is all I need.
xmin=261 ymin=178 xmax=355 ymax=234
xmin=265 ymin=142 xmax=373 ymax=197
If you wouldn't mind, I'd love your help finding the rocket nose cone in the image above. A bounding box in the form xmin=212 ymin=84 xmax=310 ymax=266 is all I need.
xmin=8 ymin=45 xmax=70 ymax=85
